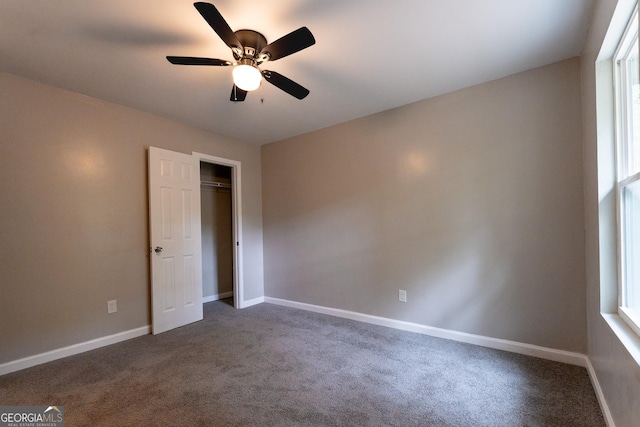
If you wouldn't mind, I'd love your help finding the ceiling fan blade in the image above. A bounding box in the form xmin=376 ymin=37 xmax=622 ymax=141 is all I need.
xmin=260 ymin=27 xmax=315 ymax=61
xmin=230 ymin=85 xmax=247 ymax=102
xmin=166 ymin=56 xmax=232 ymax=66
xmin=262 ymin=70 xmax=310 ymax=99
xmin=194 ymin=2 xmax=242 ymax=51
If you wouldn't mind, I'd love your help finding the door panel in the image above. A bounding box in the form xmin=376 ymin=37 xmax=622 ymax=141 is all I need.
xmin=149 ymin=147 xmax=203 ymax=334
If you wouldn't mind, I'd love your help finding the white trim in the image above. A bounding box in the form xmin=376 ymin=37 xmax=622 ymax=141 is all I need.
xmin=586 ymin=358 xmax=617 ymax=427
xmin=612 ymin=3 xmax=640 ymax=346
xmin=612 ymin=4 xmax=638 ymax=77
xmin=619 ymin=306 xmax=640 ymax=339
xmin=193 ymin=152 xmax=245 ymax=309
xmin=0 ymin=326 xmax=150 ymax=376
xmin=603 ymin=313 xmax=640 ymax=366
xmin=265 ymin=298 xmax=587 ymax=367
xmin=619 ymin=170 xmax=640 ymax=187
xmin=240 ymin=296 xmax=264 ymax=308
xmin=203 ymin=291 xmax=234 ymax=304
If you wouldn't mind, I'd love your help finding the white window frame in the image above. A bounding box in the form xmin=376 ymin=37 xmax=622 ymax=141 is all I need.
xmin=614 ymin=4 xmax=640 ymax=338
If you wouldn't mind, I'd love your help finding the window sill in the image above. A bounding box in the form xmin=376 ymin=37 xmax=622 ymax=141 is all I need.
xmin=602 ymin=313 xmax=640 ymax=367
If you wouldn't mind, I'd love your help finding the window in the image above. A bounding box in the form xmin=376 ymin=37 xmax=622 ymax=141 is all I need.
xmin=615 ymin=5 xmax=640 ymax=337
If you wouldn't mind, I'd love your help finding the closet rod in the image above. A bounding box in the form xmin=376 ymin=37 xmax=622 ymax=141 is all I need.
xmin=200 ymin=181 xmax=231 ymax=189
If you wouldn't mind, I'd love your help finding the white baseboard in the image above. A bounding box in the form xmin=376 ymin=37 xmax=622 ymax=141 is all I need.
xmin=586 ymin=358 xmax=616 ymax=427
xmin=264 ymin=297 xmax=588 ymax=367
xmin=0 ymin=326 xmax=150 ymax=376
xmin=203 ymin=291 xmax=234 ymax=303
xmin=240 ymin=296 xmax=264 ymax=308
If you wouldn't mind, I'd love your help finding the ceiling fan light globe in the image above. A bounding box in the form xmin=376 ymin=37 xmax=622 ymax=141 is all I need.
xmin=233 ymin=65 xmax=261 ymax=91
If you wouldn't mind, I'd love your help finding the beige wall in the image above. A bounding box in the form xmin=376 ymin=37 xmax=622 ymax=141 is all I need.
xmin=581 ymin=0 xmax=640 ymax=425
xmin=0 ymin=72 xmax=264 ymax=364
xmin=262 ymin=58 xmax=586 ymax=352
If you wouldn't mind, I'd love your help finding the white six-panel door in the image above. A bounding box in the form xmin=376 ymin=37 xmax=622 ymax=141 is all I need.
xmin=149 ymin=147 xmax=203 ymax=334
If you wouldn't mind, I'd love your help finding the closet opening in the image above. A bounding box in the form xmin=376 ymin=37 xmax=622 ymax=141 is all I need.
xmin=200 ymin=161 xmax=233 ymax=306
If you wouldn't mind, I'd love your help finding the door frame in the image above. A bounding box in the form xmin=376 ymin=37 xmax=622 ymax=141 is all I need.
xmin=194 ymin=152 xmax=245 ymax=309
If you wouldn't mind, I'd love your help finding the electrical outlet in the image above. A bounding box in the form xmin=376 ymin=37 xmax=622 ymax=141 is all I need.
xmin=107 ymin=300 xmax=117 ymax=314
xmin=399 ymin=290 xmax=407 ymax=303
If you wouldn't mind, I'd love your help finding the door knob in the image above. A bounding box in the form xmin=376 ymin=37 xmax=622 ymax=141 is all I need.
xmin=154 ymin=246 xmax=163 ymax=254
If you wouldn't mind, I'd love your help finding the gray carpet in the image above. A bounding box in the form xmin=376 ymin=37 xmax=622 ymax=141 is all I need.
xmin=0 ymin=300 xmax=605 ymax=426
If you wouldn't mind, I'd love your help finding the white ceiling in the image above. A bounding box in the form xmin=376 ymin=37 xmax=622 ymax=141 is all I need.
xmin=0 ymin=0 xmax=594 ymax=145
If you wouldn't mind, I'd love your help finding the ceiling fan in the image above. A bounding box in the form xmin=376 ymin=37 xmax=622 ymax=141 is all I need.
xmin=166 ymin=2 xmax=315 ymax=102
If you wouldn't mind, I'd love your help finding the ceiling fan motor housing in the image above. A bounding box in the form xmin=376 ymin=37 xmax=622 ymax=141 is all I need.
xmin=234 ymin=29 xmax=270 ymax=63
